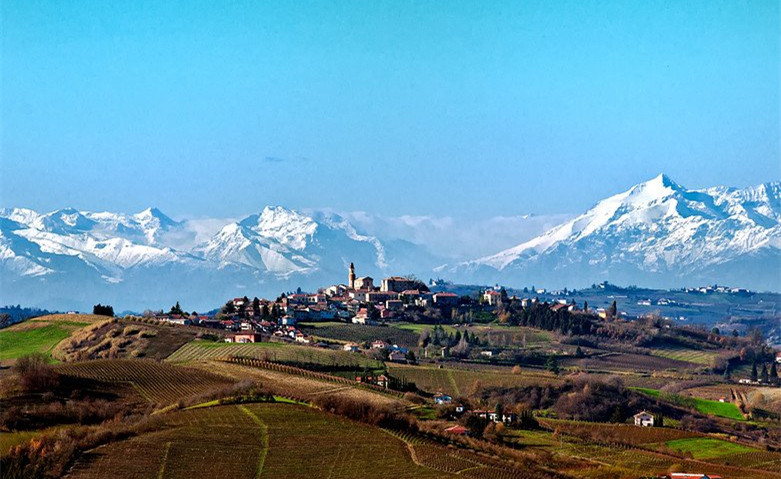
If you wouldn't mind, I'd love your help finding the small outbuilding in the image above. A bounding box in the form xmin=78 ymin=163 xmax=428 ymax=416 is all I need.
xmin=633 ymin=410 xmax=654 ymax=427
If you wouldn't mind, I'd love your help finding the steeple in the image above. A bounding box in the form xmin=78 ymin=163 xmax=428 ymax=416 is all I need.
xmin=348 ymin=262 xmax=356 ymax=289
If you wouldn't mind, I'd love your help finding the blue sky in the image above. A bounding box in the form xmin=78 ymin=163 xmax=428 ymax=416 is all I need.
xmin=2 ymin=0 xmax=779 ymax=219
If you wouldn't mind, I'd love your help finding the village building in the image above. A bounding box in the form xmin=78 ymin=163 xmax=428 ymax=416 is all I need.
xmin=354 ymin=276 xmax=374 ymax=290
xmin=388 ymin=350 xmax=407 ymax=362
xmin=482 ymin=290 xmax=502 ymax=306
xmin=474 ymin=410 xmax=516 ymax=424
xmin=433 ymin=292 xmax=459 ymax=306
xmin=226 ymin=332 xmax=263 ymax=343
xmin=633 ymin=411 xmax=654 ymax=427
xmin=343 ymin=342 xmax=360 ymax=352
xmin=381 ymin=276 xmax=419 ymax=293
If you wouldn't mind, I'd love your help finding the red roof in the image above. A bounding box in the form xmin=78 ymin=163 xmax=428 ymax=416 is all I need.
xmin=444 ymin=425 xmax=468 ymax=435
xmin=435 ymin=292 xmax=458 ymax=297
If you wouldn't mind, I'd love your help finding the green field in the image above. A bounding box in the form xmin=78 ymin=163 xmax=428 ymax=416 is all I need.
xmin=664 ymin=438 xmax=755 ymax=459
xmin=0 ymin=314 xmax=109 ymax=362
xmin=392 ymin=323 xmax=458 ymax=335
xmin=0 ymin=324 xmax=75 ymax=360
xmin=649 ymin=345 xmax=718 ymax=365
xmin=167 ymin=340 xmax=383 ymax=369
xmin=631 ymin=387 xmax=744 ymax=420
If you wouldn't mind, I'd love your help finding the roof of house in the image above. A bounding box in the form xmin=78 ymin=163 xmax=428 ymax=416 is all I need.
xmin=633 ymin=410 xmax=653 ymax=418
xmin=444 ymin=425 xmax=468 ymax=434
xmin=434 ymin=292 xmax=458 ymax=297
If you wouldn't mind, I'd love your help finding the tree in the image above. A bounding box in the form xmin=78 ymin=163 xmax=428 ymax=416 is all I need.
xmin=609 ymin=405 xmax=626 ymax=423
xmin=732 ymin=329 xmax=740 ymax=337
xmin=93 ymin=303 xmax=114 ymax=316
xmin=751 ymin=361 xmax=758 ymax=382
xmin=575 ymin=346 xmax=584 ymax=358
xmin=545 ymin=354 xmax=560 ymax=375
xmin=222 ymin=300 xmax=236 ymax=315
xmin=608 ymin=300 xmax=618 ymax=320
xmin=761 ymin=363 xmax=769 ymax=383
xmin=771 ymin=361 xmax=778 ymax=384
xmin=452 ymin=336 xmax=471 ymax=358
xmin=168 ymin=301 xmax=184 ymax=315
xmin=583 ymin=301 xmax=588 ymax=313
xmin=711 ymin=327 xmax=720 ymax=335
xmin=405 ymin=350 xmax=417 ymax=363
xmin=748 ymin=327 xmax=764 ymax=345
xmin=418 ymin=329 xmax=431 ymax=348
xmin=654 ymin=413 xmax=664 ymax=427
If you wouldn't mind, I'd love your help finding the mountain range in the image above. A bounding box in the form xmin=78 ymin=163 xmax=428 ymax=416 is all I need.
xmin=2 ymin=174 xmax=779 ymax=311
xmin=441 ymin=174 xmax=781 ymax=290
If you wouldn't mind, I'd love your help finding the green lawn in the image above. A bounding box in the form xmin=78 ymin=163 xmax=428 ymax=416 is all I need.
xmin=631 ymin=387 xmax=744 ymax=420
xmin=392 ymin=322 xmax=458 ymax=335
xmin=664 ymin=438 xmax=755 ymax=459
xmin=0 ymin=324 xmax=72 ymax=360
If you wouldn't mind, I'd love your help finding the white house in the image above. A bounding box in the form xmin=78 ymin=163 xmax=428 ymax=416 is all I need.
xmin=633 ymin=411 xmax=654 ymax=427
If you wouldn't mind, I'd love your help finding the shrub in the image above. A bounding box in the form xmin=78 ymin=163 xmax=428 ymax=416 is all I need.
xmin=16 ymin=354 xmax=59 ymax=392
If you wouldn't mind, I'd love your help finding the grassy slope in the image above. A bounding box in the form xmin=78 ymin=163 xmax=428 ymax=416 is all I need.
xmin=0 ymin=314 xmax=107 ymax=361
xmin=631 ymin=387 xmax=744 ymax=420
xmin=664 ymin=437 xmax=755 ymax=459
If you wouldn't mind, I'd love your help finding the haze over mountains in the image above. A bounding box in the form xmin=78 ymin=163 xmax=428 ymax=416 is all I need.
xmin=2 ymin=174 xmax=779 ymax=311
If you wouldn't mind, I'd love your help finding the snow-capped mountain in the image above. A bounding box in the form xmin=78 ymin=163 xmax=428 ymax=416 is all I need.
xmin=0 ymin=206 xmax=434 ymax=311
xmin=195 ymin=206 xmax=392 ymax=277
xmin=444 ymin=174 xmax=781 ymax=291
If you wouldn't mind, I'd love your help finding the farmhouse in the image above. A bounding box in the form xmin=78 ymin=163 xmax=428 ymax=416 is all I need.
xmin=633 ymin=411 xmax=654 ymax=427
xmin=482 ymin=290 xmax=502 ymax=306
xmin=444 ymin=425 xmax=468 ymax=435
xmin=226 ymin=333 xmax=263 ymax=343
xmin=474 ymin=410 xmax=516 ymax=424
xmin=388 ymin=350 xmax=407 ymax=362
xmin=343 ymin=342 xmax=360 ymax=352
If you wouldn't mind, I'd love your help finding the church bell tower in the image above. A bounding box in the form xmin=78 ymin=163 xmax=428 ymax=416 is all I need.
xmin=348 ymin=262 xmax=356 ymax=289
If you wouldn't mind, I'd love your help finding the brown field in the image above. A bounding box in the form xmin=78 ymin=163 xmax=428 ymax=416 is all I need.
xmin=190 ymin=359 xmax=405 ymax=408
xmin=55 ymin=359 xmax=236 ymax=405
xmin=386 ymin=363 xmax=562 ymax=397
xmin=560 ymin=351 xmax=698 ymax=373
xmin=66 ymin=403 xmax=450 ymax=479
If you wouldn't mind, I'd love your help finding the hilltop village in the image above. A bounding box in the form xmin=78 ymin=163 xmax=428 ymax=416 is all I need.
xmin=158 ymin=262 xmax=593 ymax=357
xmin=144 ymin=263 xmax=780 ymax=390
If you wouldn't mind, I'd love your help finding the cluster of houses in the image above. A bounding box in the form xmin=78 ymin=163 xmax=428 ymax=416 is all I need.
xmin=216 ymin=263 xmax=461 ymax=328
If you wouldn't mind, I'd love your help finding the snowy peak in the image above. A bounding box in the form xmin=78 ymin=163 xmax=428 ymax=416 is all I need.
xmin=198 ymin=206 xmax=386 ymax=275
xmin=454 ymin=175 xmax=781 ymax=290
xmin=246 ymin=206 xmax=318 ymax=251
